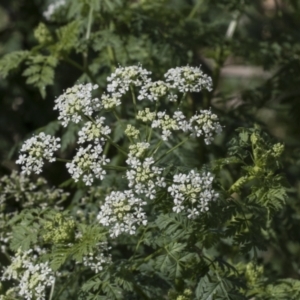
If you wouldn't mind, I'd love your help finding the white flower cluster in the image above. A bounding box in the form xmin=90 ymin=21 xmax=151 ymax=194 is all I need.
xmin=126 ymin=154 xmax=166 ymax=199
xmin=78 ymin=117 xmax=111 ymax=144
xmin=151 ymin=111 xmax=180 ymax=141
xmin=189 ymin=109 xmax=223 ymax=144
xmin=138 ymin=80 xmax=169 ymax=101
xmin=1 ymin=249 xmax=55 ymax=300
xmin=168 ymin=170 xmax=218 ymax=219
xmin=164 ymin=66 xmax=213 ymax=93
xmin=125 ymin=124 xmax=140 ymax=140
xmin=107 ymin=65 xmax=151 ymax=95
xmin=82 ymin=242 xmax=112 ymax=273
xmin=66 ymin=144 xmax=109 ymax=185
xmin=173 ymin=111 xmax=192 ymax=132
xmin=97 ymin=190 xmax=147 ymax=238
xmin=100 ymin=93 xmax=121 ymax=110
xmin=54 ymin=83 xmax=100 ymax=127
xmin=16 ymin=132 xmax=60 ymax=175
xmin=128 ymin=142 xmax=150 ymax=158
xmin=125 ymin=142 xmax=166 ymax=199
xmin=43 ymin=0 xmax=65 ymax=20
xmin=146 ymin=109 xmax=222 ymax=144
xmin=136 ymin=108 xmax=156 ymax=122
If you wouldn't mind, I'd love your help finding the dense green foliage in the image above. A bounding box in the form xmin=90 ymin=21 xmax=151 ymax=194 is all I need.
xmin=1 ymin=0 xmax=300 ymax=299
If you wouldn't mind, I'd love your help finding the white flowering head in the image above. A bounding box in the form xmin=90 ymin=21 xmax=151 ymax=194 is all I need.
xmin=82 ymin=242 xmax=112 ymax=273
xmin=1 ymin=249 xmax=55 ymax=300
xmin=100 ymin=93 xmax=121 ymax=110
xmin=125 ymin=124 xmax=140 ymax=140
xmin=16 ymin=133 xmax=61 ymax=175
xmin=136 ymin=108 xmax=156 ymax=122
xmin=43 ymin=0 xmax=66 ymax=20
xmin=54 ymin=83 xmax=100 ymax=127
xmin=107 ymin=65 xmax=151 ymax=95
xmin=126 ymin=156 xmax=166 ymax=200
xmin=189 ymin=109 xmax=222 ymax=144
xmin=168 ymin=170 xmax=218 ymax=219
xmin=164 ymin=66 xmax=213 ymax=93
xmin=78 ymin=117 xmax=111 ymax=144
xmin=173 ymin=110 xmax=192 ymax=133
xmin=128 ymin=142 xmax=150 ymax=158
xmin=66 ymin=144 xmax=110 ymax=185
xmin=151 ymin=111 xmax=179 ymax=141
xmin=97 ymin=190 xmax=147 ymax=238
xmin=138 ymin=80 xmax=170 ymax=101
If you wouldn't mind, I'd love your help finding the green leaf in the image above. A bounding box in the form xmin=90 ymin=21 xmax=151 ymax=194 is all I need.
xmin=55 ymin=21 xmax=80 ymax=53
xmin=10 ymin=222 xmax=39 ymax=251
xmin=82 ymin=279 xmax=102 ymax=293
xmin=0 ymin=50 xmax=29 ymax=78
xmin=22 ymin=55 xmax=57 ymax=98
xmin=50 ymin=247 xmax=69 ymax=271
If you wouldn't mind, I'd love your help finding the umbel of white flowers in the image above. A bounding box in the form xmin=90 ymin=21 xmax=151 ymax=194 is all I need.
xmin=16 ymin=65 xmax=222 ymax=226
xmin=16 ymin=65 xmax=220 ymax=180
xmin=1 ymin=248 xmax=55 ymax=300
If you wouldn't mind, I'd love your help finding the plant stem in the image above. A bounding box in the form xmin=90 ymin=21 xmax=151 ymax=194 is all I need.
xmin=187 ymin=0 xmax=205 ymax=19
xmin=155 ymin=137 xmax=189 ymax=164
xmin=150 ymin=139 xmax=163 ymax=157
xmin=103 ymin=140 xmax=111 ymax=156
xmin=63 ymin=57 xmax=98 ymax=84
xmin=56 ymin=157 xmax=71 ymax=163
xmin=107 ymin=21 xmax=117 ymax=69
xmin=130 ymin=85 xmax=137 ymax=115
xmin=177 ymin=92 xmax=187 ymax=109
xmin=102 ymin=165 xmax=127 ymax=171
xmin=86 ymin=4 xmax=94 ymax=40
xmin=105 ymin=135 xmax=128 ymax=156
xmin=49 ymin=277 xmax=56 ymax=300
xmin=82 ymin=3 xmax=94 ymax=70
xmin=107 ymin=46 xmax=117 ymax=69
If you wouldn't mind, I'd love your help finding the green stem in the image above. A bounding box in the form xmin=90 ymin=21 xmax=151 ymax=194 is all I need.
xmin=202 ymin=90 xmax=210 ymax=110
xmin=49 ymin=277 xmax=56 ymax=300
xmin=105 ymin=135 xmax=128 ymax=156
xmin=150 ymin=139 xmax=163 ymax=157
xmin=107 ymin=46 xmax=117 ymax=69
xmin=177 ymin=92 xmax=187 ymax=109
xmin=155 ymin=137 xmax=189 ymax=164
xmin=82 ymin=4 xmax=94 ymax=70
xmin=103 ymin=140 xmax=111 ymax=156
xmin=206 ymin=45 xmax=225 ymax=107
xmin=102 ymin=165 xmax=127 ymax=171
xmin=56 ymin=158 xmax=71 ymax=163
xmin=130 ymin=85 xmax=137 ymax=115
xmin=187 ymin=0 xmax=205 ymax=19
xmin=147 ymin=127 xmax=153 ymax=143
xmin=107 ymin=21 xmax=117 ymax=68
xmin=86 ymin=4 xmax=94 ymax=40
xmin=63 ymin=57 xmax=98 ymax=84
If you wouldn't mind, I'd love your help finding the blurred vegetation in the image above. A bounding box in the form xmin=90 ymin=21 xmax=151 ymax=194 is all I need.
xmin=1 ymin=0 xmax=300 ymax=297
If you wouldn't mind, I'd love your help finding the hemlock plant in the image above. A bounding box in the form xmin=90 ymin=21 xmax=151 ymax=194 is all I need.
xmin=0 ymin=0 xmax=299 ymax=299
xmin=0 ymin=65 xmax=291 ymax=300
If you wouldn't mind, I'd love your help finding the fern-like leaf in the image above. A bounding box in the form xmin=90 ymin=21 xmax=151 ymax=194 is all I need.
xmin=22 ymin=55 xmax=57 ymax=98
xmin=0 ymin=50 xmax=29 ymax=78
